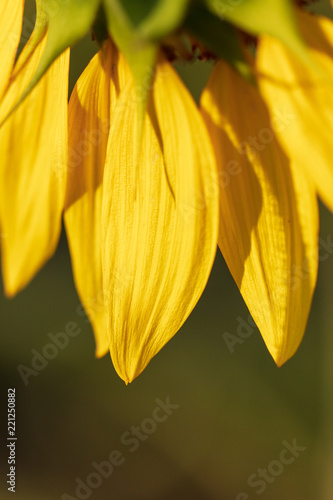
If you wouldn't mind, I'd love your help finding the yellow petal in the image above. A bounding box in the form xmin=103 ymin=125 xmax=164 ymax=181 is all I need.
xmin=64 ymin=41 xmax=130 ymax=358
xmin=201 ymin=60 xmax=319 ymax=366
xmin=102 ymin=58 xmax=219 ymax=383
xmin=257 ymin=10 xmax=333 ymax=212
xmin=0 ymin=33 xmax=69 ymax=296
xmin=0 ymin=0 xmax=24 ymax=100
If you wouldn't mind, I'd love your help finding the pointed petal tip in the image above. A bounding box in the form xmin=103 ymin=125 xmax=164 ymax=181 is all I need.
xmin=2 ymin=269 xmax=29 ymax=299
xmin=113 ymin=360 xmax=145 ymax=385
xmin=274 ymin=354 xmax=286 ymax=368
xmin=95 ymin=345 xmax=109 ymax=359
xmin=1 ymin=235 xmax=61 ymax=303
xmin=119 ymin=371 xmax=137 ymax=385
xmin=3 ymin=285 xmax=16 ymax=300
xmin=123 ymin=374 xmax=138 ymax=385
xmin=116 ymin=370 xmax=132 ymax=386
xmin=269 ymin=346 xmax=295 ymax=368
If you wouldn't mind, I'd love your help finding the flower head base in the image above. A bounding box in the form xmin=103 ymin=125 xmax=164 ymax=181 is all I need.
xmin=1 ymin=0 xmax=332 ymax=382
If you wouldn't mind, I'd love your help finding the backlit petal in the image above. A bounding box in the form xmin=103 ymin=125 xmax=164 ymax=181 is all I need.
xmin=64 ymin=41 xmax=130 ymax=357
xmin=102 ymin=58 xmax=219 ymax=383
xmin=201 ymin=61 xmax=319 ymax=366
xmin=0 ymin=33 xmax=69 ymax=296
xmin=257 ymin=10 xmax=333 ymax=212
xmin=0 ymin=0 xmax=24 ymax=100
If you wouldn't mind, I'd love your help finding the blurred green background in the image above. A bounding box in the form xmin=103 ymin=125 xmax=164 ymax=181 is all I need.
xmin=1 ymin=1 xmax=333 ymax=499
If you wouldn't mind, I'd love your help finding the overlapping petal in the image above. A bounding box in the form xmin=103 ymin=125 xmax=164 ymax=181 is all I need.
xmin=0 ymin=33 xmax=69 ymax=296
xmin=201 ymin=60 xmax=319 ymax=366
xmin=64 ymin=41 xmax=130 ymax=357
xmin=0 ymin=0 xmax=24 ymax=100
xmin=102 ymin=58 xmax=219 ymax=383
xmin=257 ymin=10 xmax=333 ymax=212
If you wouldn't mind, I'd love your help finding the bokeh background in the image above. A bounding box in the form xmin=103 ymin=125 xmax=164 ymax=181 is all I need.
xmin=1 ymin=1 xmax=333 ymax=499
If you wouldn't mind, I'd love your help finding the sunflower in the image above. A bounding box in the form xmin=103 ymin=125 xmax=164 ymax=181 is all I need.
xmin=0 ymin=0 xmax=332 ymax=383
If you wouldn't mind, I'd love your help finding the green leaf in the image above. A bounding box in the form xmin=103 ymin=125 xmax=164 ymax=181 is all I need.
xmin=103 ymin=0 xmax=189 ymax=115
xmin=117 ymin=0 xmax=157 ymax=25
xmin=138 ymin=0 xmax=190 ymax=41
xmin=7 ymin=3 xmax=48 ymax=83
xmin=103 ymin=0 xmax=158 ymax=155
xmin=205 ymin=0 xmax=311 ymax=65
xmin=102 ymin=0 xmax=158 ymax=94
xmin=35 ymin=0 xmax=101 ymax=81
xmin=1 ymin=0 xmax=101 ymax=125
xmin=185 ymin=4 xmax=254 ymax=84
